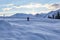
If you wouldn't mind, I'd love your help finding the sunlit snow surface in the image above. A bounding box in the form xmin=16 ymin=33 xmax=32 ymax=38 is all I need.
xmin=0 ymin=18 xmax=60 ymax=40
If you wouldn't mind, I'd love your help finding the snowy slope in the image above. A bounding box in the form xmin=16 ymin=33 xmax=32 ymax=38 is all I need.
xmin=46 ymin=9 xmax=60 ymax=18
xmin=35 ymin=13 xmax=46 ymax=18
xmin=0 ymin=18 xmax=60 ymax=40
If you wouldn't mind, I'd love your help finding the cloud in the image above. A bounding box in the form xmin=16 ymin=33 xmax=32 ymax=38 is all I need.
xmin=0 ymin=4 xmax=14 ymax=7
xmin=44 ymin=3 xmax=60 ymax=10
xmin=2 ymin=3 xmax=60 ymax=15
xmin=7 ymin=4 xmax=14 ymax=6
xmin=3 ymin=8 xmax=12 ymax=11
xmin=1 ymin=4 xmax=14 ymax=11
xmin=51 ymin=4 xmax=60 ymax=9
xmin=15 ymin=3 xmax=42 ymax=8
xmin=15 ymin=3 xmax=60 ymax=10
xmin=13 ymin=3 xmax=60 ymax=13
xmin=2 ymin=3 xmax=43 ymax=12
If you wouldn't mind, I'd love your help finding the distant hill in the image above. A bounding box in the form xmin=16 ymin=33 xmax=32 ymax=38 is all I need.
xmin=35 ymin=13 xmax=47 ymax=18
xmin=11 ymin=13 xmax=33 ymax=17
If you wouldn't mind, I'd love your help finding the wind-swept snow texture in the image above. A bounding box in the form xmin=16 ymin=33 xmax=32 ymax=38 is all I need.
xmin=0 ymin=18 xmax=60 ymax=40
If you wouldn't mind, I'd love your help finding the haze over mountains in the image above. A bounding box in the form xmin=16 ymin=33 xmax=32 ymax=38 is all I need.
xmin=0 ymin=9 xmax=60 ymax=19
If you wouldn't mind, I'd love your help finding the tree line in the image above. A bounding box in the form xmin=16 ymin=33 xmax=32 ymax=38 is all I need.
xmin=48 ymin=11 xmax=60 ymax=19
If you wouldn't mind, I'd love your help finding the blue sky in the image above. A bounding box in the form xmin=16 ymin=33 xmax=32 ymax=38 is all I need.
xmin=0 ymin=0 xmax=60 ymax=16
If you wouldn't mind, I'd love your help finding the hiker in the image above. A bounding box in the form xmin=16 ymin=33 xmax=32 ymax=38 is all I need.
xmin=27 ymin=17 xmax=29 ymax=21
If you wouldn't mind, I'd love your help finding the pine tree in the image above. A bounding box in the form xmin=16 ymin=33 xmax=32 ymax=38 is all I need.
xmin=55 ymin=11 xmax=60 ymax=19
xmin=36 ymin=14 xmax=39 ymax=17
xmin=48 ymin=15 xmax=52 ymax=18
xmin=52 ymin=15 xmax=54 ymax=19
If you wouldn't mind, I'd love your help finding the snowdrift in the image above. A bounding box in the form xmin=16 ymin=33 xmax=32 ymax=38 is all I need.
xmin=0 ymin=18 xmax=60 ymax=40
xmin=0 ymin=20 xmax=12 ymax=31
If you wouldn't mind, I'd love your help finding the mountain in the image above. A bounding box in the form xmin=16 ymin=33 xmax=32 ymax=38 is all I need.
xmin=46 ymin=9 xmax=60 ymax=19
xmin=35 ymin=13 xmax=47 ymax=18
xmin=1 ymin=9 xmax=60 ymax=19
xmin=11 ymin=13 xmax=34 ymax=17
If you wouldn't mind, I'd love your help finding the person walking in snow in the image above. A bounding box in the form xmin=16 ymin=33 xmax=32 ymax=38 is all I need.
xmin=27 ymin=17 xmax=29 ymax=21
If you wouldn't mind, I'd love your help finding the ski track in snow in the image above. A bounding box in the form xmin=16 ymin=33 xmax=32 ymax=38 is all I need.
xmin=0 ymin=18 xmax=60 ymax=40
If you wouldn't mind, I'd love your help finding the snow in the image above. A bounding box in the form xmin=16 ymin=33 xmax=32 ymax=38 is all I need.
xmin=46 ymin=9 xmax=60 ymax=18
xmin=0 ymin=17 xmax=60 ymax=40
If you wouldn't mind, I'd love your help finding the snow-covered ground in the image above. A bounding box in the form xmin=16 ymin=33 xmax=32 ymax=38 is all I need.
xmin=0 ymin=18 xmax=60 ymax=40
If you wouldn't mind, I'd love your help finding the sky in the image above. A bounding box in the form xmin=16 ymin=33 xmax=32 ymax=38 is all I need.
xmin=0 ymin=0 xmax=60 ymax=16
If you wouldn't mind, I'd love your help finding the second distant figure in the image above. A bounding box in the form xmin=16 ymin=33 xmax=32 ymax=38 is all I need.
xmin=27 ymin=17 xmax=29 ymax=21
